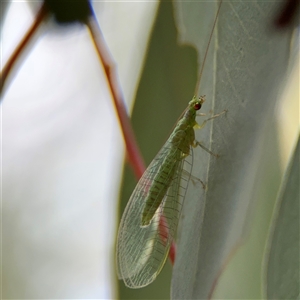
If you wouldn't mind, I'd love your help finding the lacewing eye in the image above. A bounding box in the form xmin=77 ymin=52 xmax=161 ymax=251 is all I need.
xmin=194 ymin=102 xmax=201 ymax=110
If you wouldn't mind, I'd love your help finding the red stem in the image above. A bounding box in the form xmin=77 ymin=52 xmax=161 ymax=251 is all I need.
xmin=0 ymin=3 xmax=48 ymax=96
xmin=86 ymin=15 xmax=146 ymax=179
xmin=159 ymin=215 xmax=176 ymax=265
xmin=87 ymin=12 xmax=176 ymax=265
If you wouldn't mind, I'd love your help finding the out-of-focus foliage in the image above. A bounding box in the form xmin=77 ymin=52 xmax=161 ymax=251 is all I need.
xmin=265 ymin=136 xmax=299 ymax=299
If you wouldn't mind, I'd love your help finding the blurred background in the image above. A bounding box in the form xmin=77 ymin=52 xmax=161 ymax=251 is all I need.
xmin=2 ymin=1 xmax=158 ymax=298
xmin=1 ymin=1 xmax=299 ymax=299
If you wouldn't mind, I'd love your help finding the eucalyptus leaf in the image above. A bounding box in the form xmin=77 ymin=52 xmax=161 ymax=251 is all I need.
xmin=171 ymin=1 xmax=295 ymax=299
xmin=265 ymin=136 xmax=300 ymax=300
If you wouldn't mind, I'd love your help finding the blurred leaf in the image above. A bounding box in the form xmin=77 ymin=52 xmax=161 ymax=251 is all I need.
xmin=265 ymin=135 xmax=300 ymax=299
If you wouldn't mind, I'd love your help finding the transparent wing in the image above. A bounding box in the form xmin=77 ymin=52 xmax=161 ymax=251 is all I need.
xmin=116 ymin=136 xmax=193 ymax=288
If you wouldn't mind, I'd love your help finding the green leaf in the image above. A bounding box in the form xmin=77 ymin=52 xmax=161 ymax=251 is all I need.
xmin=264 ymin=136 xmax=300 ymax=299
xmin=171 ymin=2 xmax=295 ymax=299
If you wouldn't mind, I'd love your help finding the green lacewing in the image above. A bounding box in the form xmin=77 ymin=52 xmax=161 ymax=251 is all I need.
xmin=116 ymin=1 xmax=224 ymax=289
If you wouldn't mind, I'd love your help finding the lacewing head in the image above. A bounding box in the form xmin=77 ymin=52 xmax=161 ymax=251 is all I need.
xmin=188 ymin=95 xmax=206 ymax=112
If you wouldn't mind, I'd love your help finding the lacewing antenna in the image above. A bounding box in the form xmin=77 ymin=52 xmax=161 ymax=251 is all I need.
xmin=194 ymin=0 xmax=223 ymax=96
